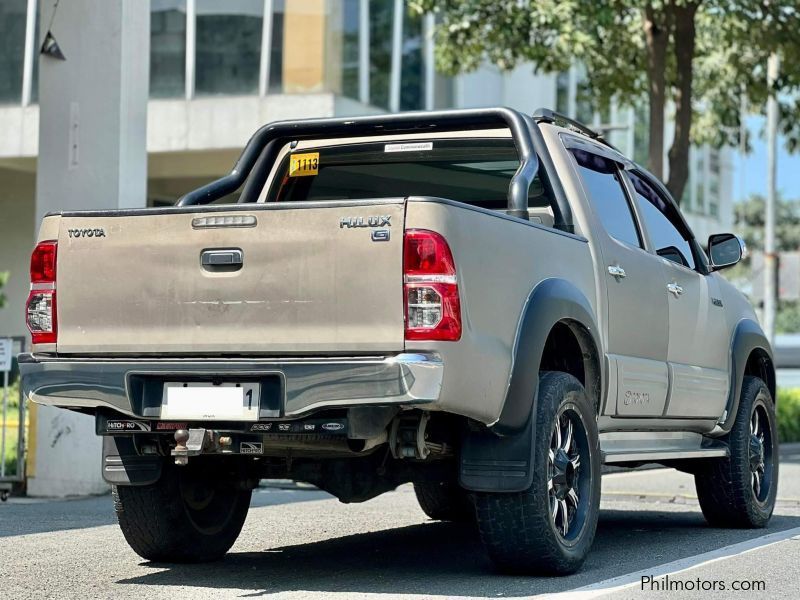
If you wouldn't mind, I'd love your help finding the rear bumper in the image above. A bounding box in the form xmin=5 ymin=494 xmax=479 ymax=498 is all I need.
xmin=18 ymin=352 xmax=443 ymax=419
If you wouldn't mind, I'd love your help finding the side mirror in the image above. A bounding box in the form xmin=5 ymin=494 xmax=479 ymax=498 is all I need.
xmin=708 ymin=233 xmax=747 ymax=270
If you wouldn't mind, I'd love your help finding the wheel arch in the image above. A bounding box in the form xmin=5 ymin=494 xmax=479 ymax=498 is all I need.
xmin=719 ymin=319 xmax=776 ymax=434
xmin=539 ymin=319 xmax=602 ymax=415
xmin=460 ymin=278 xmax=602 ymax=492
xmin=495 ymin=278 xmax=602 ymax=435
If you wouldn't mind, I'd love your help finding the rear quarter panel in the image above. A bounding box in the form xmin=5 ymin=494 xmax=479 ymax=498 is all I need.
xmin=404 ymin=198 xmax=597 ymax=424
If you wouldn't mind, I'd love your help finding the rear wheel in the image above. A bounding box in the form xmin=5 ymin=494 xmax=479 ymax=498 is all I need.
xmin=695 ymin=376 xmax=778 ymax=528
xmin=474 ymin=371 xmax=601 ymax=575
xmin=414 ymin=480 xmax=474 ymax=522
xmin=113 ymin=461 xmax=251 ymax=562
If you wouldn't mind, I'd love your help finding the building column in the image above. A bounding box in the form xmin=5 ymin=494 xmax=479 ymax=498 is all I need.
xmin=282 ymin=0 xmax=327 ymax=93
xmin=29 ymin=0 xmax=149 ymax=497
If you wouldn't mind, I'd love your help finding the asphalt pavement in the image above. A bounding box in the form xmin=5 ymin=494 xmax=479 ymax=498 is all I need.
xmin=1 ymin=447 xmax=799 ymax=599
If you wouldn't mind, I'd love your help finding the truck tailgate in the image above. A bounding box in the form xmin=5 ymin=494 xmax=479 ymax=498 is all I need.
xmin=54 ymin=201 xmax=405 ymax=354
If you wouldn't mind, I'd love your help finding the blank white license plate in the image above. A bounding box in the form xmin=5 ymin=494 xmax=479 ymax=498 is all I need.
xmin=161 ymin=382 xmax=260 ymax=421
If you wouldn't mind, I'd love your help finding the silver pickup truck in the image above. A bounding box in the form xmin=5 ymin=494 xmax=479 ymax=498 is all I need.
xmin=20 ymin=107 xmax=778 ymax=575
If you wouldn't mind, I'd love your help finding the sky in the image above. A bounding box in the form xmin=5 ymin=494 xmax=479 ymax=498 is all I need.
xmin=731 ymin=115 xmax=800 ymax=202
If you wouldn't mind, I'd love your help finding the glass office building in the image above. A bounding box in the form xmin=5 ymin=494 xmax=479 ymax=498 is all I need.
xmin=1 ymin=0 xmax=431 ymax=111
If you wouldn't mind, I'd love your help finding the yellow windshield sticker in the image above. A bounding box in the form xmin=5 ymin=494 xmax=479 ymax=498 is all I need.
xmin=289 ymin=152 xmax=319 ymax=177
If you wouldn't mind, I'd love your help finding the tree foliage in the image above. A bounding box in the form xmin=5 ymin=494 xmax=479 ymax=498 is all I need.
xmin=734 ymin=194 xmax=800 ymax=252
xmin=411 ymin=1 xmax=799 ymax=204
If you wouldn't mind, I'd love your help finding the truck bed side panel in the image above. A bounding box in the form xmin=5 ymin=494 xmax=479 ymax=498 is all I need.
xmin=404 ymin=199 xmax=598 ymax=424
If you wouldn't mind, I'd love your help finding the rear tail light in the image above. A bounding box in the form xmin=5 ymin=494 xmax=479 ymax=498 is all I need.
xmin=26 ymin=241 xmax=58 ymax=344
xmin=404 ymin=230 xmax=462 ymax=341
xmin=30 ymin=240 xmax=57 ymax=283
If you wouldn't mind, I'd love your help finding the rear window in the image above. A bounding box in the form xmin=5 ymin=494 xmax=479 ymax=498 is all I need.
xmin=264 ymin=138 xmax=556 ymax=217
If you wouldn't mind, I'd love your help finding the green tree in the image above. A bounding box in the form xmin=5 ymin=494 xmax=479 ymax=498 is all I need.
xmin=734 ymin=194 xmax=800 ymax=252
xmin=734 ymin=195 xmax=800 ymax=333
xmin=0 ymin=271 xmax=8 ymax=309
xmin=411 ymin=1 xmax=799 ymax=204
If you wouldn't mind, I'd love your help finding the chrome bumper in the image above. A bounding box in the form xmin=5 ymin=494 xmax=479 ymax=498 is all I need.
xmin=18 ymin=352 xmax=443 ymax=419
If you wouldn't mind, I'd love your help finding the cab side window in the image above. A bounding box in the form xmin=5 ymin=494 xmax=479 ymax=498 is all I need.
xmin=570 ymin=149 xmax=641 ymax=248
xmin=628 ymin=171 xmax=696 ymax=270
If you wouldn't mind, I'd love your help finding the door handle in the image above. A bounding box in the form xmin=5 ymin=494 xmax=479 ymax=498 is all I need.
xmin=201 ymin=248 xmax=243 ymax=268
xmin=667 ymin=282 xmax=684 ymax=297
xmin=608 ymin=264 xmax=626 ymax=279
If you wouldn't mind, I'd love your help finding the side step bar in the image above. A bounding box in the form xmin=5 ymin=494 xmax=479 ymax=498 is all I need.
xmin=600 ymin=431 xmax=729 ymax=465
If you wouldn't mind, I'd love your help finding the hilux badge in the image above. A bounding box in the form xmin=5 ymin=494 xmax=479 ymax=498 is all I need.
xmin=340 ymin=216 xmax=391 ymax=228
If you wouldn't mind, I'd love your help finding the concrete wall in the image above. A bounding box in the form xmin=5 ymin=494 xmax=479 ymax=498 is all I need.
xmin=27 ymin=0 xmax=150 ymax=497
xmin=0 ymin=169 xmax=35 ymax=338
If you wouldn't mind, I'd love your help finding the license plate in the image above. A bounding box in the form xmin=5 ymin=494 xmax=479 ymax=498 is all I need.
xmin=161 ymin=382 xmax=260 ymax=421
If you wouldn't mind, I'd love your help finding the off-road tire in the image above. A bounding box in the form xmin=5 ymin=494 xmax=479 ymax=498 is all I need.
xmin=113 ymin=462 xmax=251 ymax=562
xmin=414 ymin=480 xmax=474 ymax=522
xmin=474 ymin=371 xmax=601 ymax=575
xmin=695 ymin=376 xmax=778 ymax=528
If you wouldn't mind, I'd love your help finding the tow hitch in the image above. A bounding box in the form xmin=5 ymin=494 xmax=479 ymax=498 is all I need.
xmin=171 ymin=428 xmax=214 ymax=466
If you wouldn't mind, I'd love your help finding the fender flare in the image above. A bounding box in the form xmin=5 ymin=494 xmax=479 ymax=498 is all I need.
xmin=719 ymin=319 xmax=775 ymax=434
xmin=496 ymin=278 xmax=601 ymax=435
xmin=460 ymin=278 xmax=601 ymax=492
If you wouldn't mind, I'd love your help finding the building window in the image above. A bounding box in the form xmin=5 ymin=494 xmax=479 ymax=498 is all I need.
xmin=695 ymin=155 xmax=705 ymax=212
xmin=268 ymin=0 xmax=284 ymax=93
xmin=400 ymin=8 xmax=423 ymax=110
xmin=633 ymin=104 xmax=649 ymax=167
xmin=681 ymin=181 xmax=692 ymax=212
xmin=195 ymin=0 xmax=263 ymax=96
xmin=339 ymin=0 xmax=360 ymax=99
xmin=151 ymin=0 xmax=187 ymax=98
xmin=555 ymin=71 xmax=569 ymax=114
xmin=695 ymin=181 xmax=705 ymax=213
xmin=30 ymin=0 xmax=41 ymax=103
xmin=368 ymin=0 xmax=392 ymax=109
xmin=0 ymin=0 xmax=27 ymax=104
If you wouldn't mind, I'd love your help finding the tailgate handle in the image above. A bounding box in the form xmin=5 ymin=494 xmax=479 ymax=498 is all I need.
xmin=201 ymin=248 xmax=243 ymax=268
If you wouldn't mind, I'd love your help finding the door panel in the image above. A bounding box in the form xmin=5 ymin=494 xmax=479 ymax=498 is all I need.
xmin=624 ymin=168 xmax=729 ymax=421
xmin=567 ymin=147 xmax=670 ymax=418
xmin=666 ymin=362 xmax=729 ymax=418
xmin=661 ymin=260 xmax=730 ymax=418
xmin=604 ymin=242 xmax=670 ymax=417
xmin=613 ymin=354 xmax=670 ymax=416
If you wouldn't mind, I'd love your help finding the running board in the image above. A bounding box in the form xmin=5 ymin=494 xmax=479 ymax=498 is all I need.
xmin=600 ymin=431 xmax=729 ymax=465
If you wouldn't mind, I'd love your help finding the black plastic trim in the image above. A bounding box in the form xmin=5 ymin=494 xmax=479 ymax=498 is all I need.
xmin=496 ymin=278 xmax=600 ymax=434
xmin=720 ymin=319 xmax=775 ymax=434
xmin=101 ymin=436 xmax=162 ymax=486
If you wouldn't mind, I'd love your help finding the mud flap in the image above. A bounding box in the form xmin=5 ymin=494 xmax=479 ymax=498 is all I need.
xmin=102 ymin=436 xmax=162 ymax=486
xmin=459 ymin=416 xmax=534 ymax=493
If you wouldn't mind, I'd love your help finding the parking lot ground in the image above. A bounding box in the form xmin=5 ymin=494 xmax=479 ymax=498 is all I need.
xmin=1 ymin=446 xmax=798 ymax=599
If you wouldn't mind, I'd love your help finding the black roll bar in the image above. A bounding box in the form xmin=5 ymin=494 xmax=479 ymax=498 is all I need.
xmin=177 ymin=107 xmax=573 ymax=232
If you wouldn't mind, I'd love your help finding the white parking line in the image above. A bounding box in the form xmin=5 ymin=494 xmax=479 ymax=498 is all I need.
xmin=539 ymin=526 xmax=800 ymax=600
